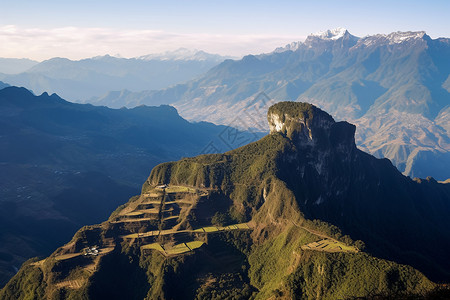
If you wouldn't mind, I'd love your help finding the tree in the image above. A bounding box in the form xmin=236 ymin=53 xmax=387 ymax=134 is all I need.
xmin=211 ymin=212 xmax=230 ymax=226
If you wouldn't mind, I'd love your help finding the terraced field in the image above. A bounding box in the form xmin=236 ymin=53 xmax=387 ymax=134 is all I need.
xmin=111 ymin=184 xmax=198 ymax=225
xmin=141 ymin=243 xmax=165 ymax=252
xmin=110 ymin=185 xmax=255 ymax=257
xmin=55 ymin=279 xmax=85 ymax=289
xmin=124 ymin=211 xmax=145 ymax=217
xmin=141 ymin=241 xmax=205 ymax=256
xmin=301 ymin=238 xmax=358 ymax=253
xmin=165 ymin=186 xmax=197 ymax=193
xmin=54 ymin=253 xmax=82 ymax=261
xmin=118 ymin=185 xmax=359 ymax=258
xmin=44 ymin=185 xmax=355 ymax=265
xmin=123 ymin=222 xmax=251 ymax=239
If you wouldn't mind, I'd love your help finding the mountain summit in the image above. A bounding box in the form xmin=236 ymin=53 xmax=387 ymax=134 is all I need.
xmin=138 ymin=48 xmax=233 ymax=62
xmin=274 ymin=27 xmax=359 ymax=52
xmin=354 ymin=30 xmax=430 ymax=48
xmin=268 ymin=101 xmax=336 ymax=140
xmin=310 ymin=27 xmax=352 ymax=40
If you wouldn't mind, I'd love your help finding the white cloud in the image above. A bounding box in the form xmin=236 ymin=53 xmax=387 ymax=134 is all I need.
xmin=0 ymin=25 xmax=305 ymax=61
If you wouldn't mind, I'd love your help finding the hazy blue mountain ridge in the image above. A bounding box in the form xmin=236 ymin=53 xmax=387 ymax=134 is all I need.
xmin=0 ymin=49 xmax=230 ymax=101
xmin=0 ymin=81 xmax=9 ymax=90
xmin=0 ymin=58 xmax=38 ymax=74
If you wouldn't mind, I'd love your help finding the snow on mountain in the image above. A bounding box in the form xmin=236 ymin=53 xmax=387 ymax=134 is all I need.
xmin=273 ymin=29 xmax=430 ymax=54
xmin=386 ymin=31 xmax=427 ymax=43
xmin=310 ymin=27 xmax=349 ymax=40
xmin=273 ymin=27 xmax=358 ymax=53
xmin=356 ymin=31 xmax=428 ymax=48
xmin=138 ymin=48 xmax=233 ymax=62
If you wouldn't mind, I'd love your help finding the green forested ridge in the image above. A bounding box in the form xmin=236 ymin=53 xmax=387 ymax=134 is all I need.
xmin=2 ymin=102 xmax=450 ymax=299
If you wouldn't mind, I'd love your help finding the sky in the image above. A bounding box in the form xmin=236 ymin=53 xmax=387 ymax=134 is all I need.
xmin=1 ymin=0 xmax=449 ymax=61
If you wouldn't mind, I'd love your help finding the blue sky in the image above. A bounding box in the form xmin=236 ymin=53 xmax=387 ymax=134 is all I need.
xmin=1 ymin=0 xmax=449 ymax=60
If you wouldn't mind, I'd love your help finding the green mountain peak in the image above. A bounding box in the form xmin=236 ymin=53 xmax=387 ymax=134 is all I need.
xmin=2 ymin=102 xmax=450 ymax=299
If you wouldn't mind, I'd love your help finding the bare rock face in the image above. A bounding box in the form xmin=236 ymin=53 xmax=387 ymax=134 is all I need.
xmin=267 ymin=101 xmax=356 ymax=153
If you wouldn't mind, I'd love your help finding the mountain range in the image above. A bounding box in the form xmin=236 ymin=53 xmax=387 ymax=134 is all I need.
xmin=0 ymin=86 xmax=256 ymax=287
xmin=2 ymin=102 xmax=449 ymax=299
xmin=0 ymin=49 xmax=231 ymax=102
xmin=0 ymin=81 xmax=9 ymax=90
xmin=0 ymin=58 xmax=38 ymax=75
xmin=89 ymin=28 xmax=450 ymax=180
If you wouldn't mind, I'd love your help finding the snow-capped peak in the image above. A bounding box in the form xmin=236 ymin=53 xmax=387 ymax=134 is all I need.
xmin=310 ymin=27 xmax=349 ymax=40
xmin=272 ymin=27 xmax=357 ymax=53
xmin=386 ymin=31 xmax=426 ymax=43
xmin=356 ymin=31 xmax=428 ymax=48
xmin=138 ymin=48 xmax=232 ymax=62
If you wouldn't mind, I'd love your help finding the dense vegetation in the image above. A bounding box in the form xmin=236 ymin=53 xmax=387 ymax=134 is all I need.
xmin=268 ymin=101 xmax=332 ymax=125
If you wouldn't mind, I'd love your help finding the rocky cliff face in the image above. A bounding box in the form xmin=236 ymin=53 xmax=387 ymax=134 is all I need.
xmin=267 ymin=101 xmax=356 ymax=151
xmin=265 ymin=103 xmax=450 ymax=281
xmin=268 ymin=102 xmax=333 ymax=141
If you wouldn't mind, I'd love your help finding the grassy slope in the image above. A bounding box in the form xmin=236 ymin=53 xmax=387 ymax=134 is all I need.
xmin=249 ymin=225 xmax=434 ymax=299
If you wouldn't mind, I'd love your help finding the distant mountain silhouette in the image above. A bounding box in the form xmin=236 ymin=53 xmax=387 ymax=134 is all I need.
xmin=0 ymin=50 xmax=230 ymax=101
xmin=0 ymin=81 xmax=9 ymax=90
xmin=0 ymin=58 xmax=38 ymax=74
